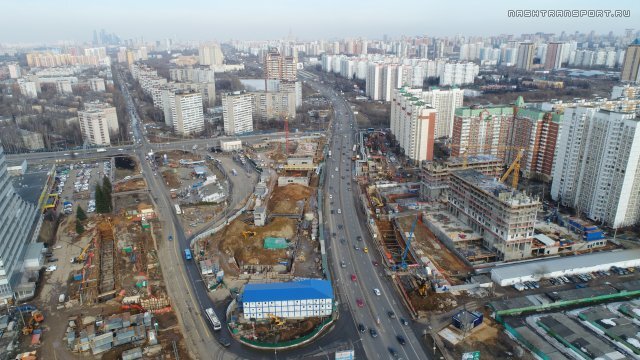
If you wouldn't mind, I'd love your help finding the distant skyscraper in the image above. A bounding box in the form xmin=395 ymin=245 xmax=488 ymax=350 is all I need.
xmin=516 ymin=42 xmax=535 ymax=71
xmin=544 ymin=42 xmax=564 ymax=70
xmin=621 ymin=39 xmax=640 ymax=83
xmin=199 ymin=44 xmax=224 ymax=67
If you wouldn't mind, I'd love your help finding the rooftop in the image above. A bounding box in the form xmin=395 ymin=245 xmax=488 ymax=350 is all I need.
xmin=242 ymin=279 xmax=334 ymax=303
xmin=491 ymin=249 xmax=640 ymax=281
xmin=453 ymin=169 xmax=539 ymax=206
xmin=10 ymin=163 xmax=50 ymax=206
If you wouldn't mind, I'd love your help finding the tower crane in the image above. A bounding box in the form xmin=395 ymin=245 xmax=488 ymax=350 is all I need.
xmin=500 ymin=149 xmax=524 ymax=189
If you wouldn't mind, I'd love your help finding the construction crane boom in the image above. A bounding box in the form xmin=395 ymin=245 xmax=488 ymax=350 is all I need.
xmin=399 ymin=215 xmax=419 ymax=270
xmin=500 ymin=149 xmax=524 ymax=189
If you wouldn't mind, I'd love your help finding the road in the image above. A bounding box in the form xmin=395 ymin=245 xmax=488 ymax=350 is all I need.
xmin=313 ymin=80 xmax=430 ymax=360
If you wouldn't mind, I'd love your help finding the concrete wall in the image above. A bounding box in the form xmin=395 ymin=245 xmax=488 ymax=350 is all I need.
xmin=277 ymin=177 xmax=309 ymax=187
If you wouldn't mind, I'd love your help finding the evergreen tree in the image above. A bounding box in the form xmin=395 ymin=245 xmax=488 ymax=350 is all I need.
xmin=102 ymin=176 xmax=113 ymax=212
xmin=76 ymin=205 xmax=87 ymax=221
xmin=95 ymin=184 xmax=107 ymax=213
xmin=75 ymin=220 xmax=84 ymax=235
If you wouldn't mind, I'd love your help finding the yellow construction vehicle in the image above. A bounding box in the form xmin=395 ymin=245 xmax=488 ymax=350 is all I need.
xmin=242 ymin=231 xmax=257 ymax=240
xmin=268 ymin=314 xmax=285 ymax=326
xmin=417 ymin=281 xmax=428 ymax=297
xmin=371 ymin=197 xmax=383 ymax=207
xmin=22 ymin=311 xmax=44 ymax=335
xmin=500 ymin=149 xmax=524 ymax=189
xmin=74 ymin=241 xmax=93 ymax=263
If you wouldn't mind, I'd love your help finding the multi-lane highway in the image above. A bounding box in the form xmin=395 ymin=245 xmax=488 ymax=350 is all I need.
xmin=314 ymin=80 xmax=430 ymax=360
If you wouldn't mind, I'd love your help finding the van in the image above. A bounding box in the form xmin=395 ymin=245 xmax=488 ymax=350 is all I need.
xmin=59 ymin=294 xmax=66 ymax=303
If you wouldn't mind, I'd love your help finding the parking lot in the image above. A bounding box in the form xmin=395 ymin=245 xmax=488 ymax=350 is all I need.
xmin=54 ymin=158 xmax=113 ymax=216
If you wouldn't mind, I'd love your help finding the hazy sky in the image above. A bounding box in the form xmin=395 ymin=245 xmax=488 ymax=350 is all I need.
xmin=2 ymin=0 xmax=639 ymax=43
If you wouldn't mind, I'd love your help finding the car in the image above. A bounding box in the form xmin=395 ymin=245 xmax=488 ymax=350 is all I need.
xmin=388 ymin=347 xmax=398 ymax=357
xmin=400 ymin=318 xmax=409 ymax=326
xmin=364 ymin=247 xmax=368 ymax=253
xmin=45 ymin=265 xmax=57 ymax=272
xmin=351 ymin=274 xmax=357 ymax=281
xmin=388 ymin=311 xmax=396 ymax=319
xmin=396 ymin=335 xmax=406 ymax=345
xmin=354 ymin=245 xmax=360 ymax=250
xmin=329 ymin=194 xmax=333 ymax=199
xmin=357 ymin=236 xmax=362 ymax=241
xmin=340 ymin=238 xmax=345 ymax=244
xmin=53 ymin=245 xmax=62 ymax=250
xmin=373 ymin=288 xmax=381 ymax=296
xmin=341 ymin=260 xmax=346 ymax=268
xmin=356 ymin=298 xmax=364 ymax=308
xmin=168 ymin=235 xmax=173 ymax=241
xmin=337 ymin=209 xmax=342 ymax=214
xmin=369 ymin=328 xmax=378 ymax=338
xmin=358 ymin=323 xmax=366 ymax=333
xmin=47 ymin=258 xmax=58 ymax=263
xmin=216 ymin=336 xmax=231 ymax=347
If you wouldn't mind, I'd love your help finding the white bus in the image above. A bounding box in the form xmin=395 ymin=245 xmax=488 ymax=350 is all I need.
xmin=174 ymin=204 xmax=182 ymax=215
xmin=205 ymin=307 xmax=222 ymax=330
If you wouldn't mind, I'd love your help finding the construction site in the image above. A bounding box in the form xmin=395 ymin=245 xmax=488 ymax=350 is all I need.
xmin=8 ymin=154 xmax=190 ymax=360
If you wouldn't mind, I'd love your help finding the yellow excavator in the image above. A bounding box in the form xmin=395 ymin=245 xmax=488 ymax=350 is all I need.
xmin=268 ymin=314 xmax=285 ymax=326
xmin=242 ymin=231 xmax=257 ymax=240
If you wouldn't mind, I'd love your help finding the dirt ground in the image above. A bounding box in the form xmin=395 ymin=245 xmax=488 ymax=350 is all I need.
xmin=156 ymin=150 xmax=201 ymax=162
xmin=114 ymin=179 xmax=147 ymax=192
xmin=449 ymin=314 xmax=534 ymax=360
xmin=410 ymin=291 xmax=459 ymax=313
xmin=161 ymin=170 xmax=181 ymax=188
xmin=267 ymin=184 xmax=313 ymax=214
xmin=397 ymin=217 xmax=472 ymax=279
xmin=216 ymin=217 xmax=296 ymax=266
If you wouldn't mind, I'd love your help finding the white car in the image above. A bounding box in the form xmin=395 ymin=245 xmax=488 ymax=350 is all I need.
xmin=45 ymin=265 xmax=57 ymax=272
xmin=329 ymin=194 xmax=333 ymax=199
xmin=337 ymin=209 xmax=342 ymax=214
xmin=373 ymin=288 xmax=381 ymax=296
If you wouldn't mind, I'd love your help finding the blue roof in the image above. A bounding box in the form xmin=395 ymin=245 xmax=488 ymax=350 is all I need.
xmin=242 ymin=279 xmax=333 ymax=303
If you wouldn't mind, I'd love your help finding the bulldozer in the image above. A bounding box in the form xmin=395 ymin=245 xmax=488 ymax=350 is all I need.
xmin=417 ymin=279 xmax=428 ymax=297
xmin=242 ymin=231 xmax=257 ymax=240
xmin=22 ymin=311 xmax=44 ymax=335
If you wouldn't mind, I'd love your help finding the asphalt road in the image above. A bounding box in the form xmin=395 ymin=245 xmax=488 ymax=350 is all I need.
xmin=314 ymin=80 xmax=430 ymax=360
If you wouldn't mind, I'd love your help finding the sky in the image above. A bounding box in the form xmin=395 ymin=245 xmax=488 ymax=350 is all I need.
xmin=2 ymin=0 xmax=640 ymax=43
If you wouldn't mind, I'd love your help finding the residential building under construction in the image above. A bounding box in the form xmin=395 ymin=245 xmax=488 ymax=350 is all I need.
xmin=420 ymin=155 xmax=503 ymax=201
xmin=448 ymin=169 xmax=541 ymax=261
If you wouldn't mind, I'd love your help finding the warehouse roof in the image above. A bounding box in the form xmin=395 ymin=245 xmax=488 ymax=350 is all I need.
xmin=492 ymin=249 xmax=640 ymax=281
xmin=242 ymin=279 xmax=333 ymax=303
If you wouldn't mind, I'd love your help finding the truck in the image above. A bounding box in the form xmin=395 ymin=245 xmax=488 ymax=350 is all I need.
xmin=184 ymin=249 xmax=192 ymax=260
xmin=174 ymin=204 xmax=182 ymax=215
xmin=96 ymin=148 xmax=106 ymax=153
xmin=328 ymin=150 xmax=332 ymax=158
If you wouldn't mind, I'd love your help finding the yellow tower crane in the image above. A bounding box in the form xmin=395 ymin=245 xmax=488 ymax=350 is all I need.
xmin=500 ymin=149 xmax=524 ymax=189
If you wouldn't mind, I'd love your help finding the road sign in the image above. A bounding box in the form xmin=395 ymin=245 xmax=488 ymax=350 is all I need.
xmin=335 ymin=350 xmax=355 ymax=360
xmin=462 ymin=351 xmax=480 ymax=360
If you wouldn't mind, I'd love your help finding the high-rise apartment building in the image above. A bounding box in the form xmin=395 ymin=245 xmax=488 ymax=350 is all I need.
xmin=0 ymin=144 xmax=40 ymax=301
xmin=621 ymin=39 xmax=640 ymax=83
xmin=506 ymin=108 xmax=563 ymax=181
xmin=544 ymin=42 xmax=564 ymax=70
xmin=390 ymin=88 xmax=437 ymax=162
xmin=89 ymin=78 xmax=106 ymax=92
xmin=7 ymin=63 xmax=21 ymax=79
xmin=451 ymin=105 xmax=515 ymax=162
xmin=250 ymin=91 xmax=296 ymax=121
xmin=162 ymin=91 xmax=204 ymax=135
xmin=439 ymin=62 xmax=479 ymax=86
xmin=78 ymin=109 xmax=113 ymax=145
xmin=84 ymin=102 xmax=119 ymax=134
xmin=516 ymin=42 xmax=535 ymax=71
xmin=264 ymin=49 xmax=297 ymax=82
xmin=421 ymin=88 xmax=464 ymax=138
xmin=199 ymin=44 xmax=224 ymax=67
xmin=222 ymin=92 xmax=254 ymax=135
xmin=366 ymin=63 xmax=383 ymax=100
xmin=551 ymin=107 xmax=640 ymax=228
xmin=381 ymin=64 xmax=402 ymax=102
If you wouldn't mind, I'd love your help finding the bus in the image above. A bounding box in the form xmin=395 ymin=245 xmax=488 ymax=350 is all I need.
xmin=174 ymin=204 xmax=182 ymax=215
xmin=205 ymin=307 xmax=222 ymax=330
xmin=184 ymin=249 xmax=192 ymax=260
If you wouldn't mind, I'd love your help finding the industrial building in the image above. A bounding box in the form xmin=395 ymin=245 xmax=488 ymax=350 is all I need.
xmin=551 ymin=106 xmax=640 ymax=228
xmin=420 ymin=155 xmax=502 ymax=201
xmin=448 ymin=169 xmax=540 ymax=261
xmin=241 ymin=279 xmax=333 ymax=320
xmin=490 ymin=249 xmax=640 ymax=286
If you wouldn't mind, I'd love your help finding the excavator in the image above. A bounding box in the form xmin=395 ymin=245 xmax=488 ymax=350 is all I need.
xmin=268 ymin=314 xmax=285 ymax=326
xmin=22 ymin=311 xmax=44 ymax=335
xmin=242 ymin=231 xmax=257 ymax=240
xmin=72 ymin=241 xmax=93 ymax=263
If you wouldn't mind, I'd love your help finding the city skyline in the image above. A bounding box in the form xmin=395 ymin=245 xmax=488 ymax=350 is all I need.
xmin=2 ymin=0 xmax=639 ymax=44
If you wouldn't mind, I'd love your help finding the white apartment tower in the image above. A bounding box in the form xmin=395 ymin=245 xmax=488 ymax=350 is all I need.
xmin=366 ymin=63 xmax=383 ymax=101
xmin=163 ymin=91 xmax=204 ymax=135
xmin=222 ymin=92 xmax=254 ymax=135
xmin=78 ymin=110 xmax=113 ymax=145
xmin=0 ymin=145 xmax=39 ymax=301
xmin=390 ymin=88 xmax=437 ymax=162
xmin=422 ymin=88 xmax=464 ymax=138
xmin=199 ymin=44 xmax=224 ymax=67
xmin=551 ymin=107 xmax=640 ymax=228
